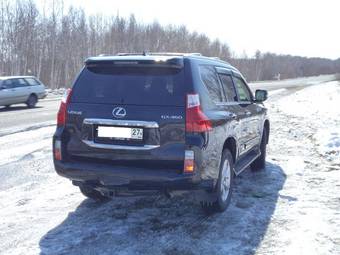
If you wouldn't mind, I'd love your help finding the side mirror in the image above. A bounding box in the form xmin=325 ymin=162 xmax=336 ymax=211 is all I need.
xmin=255 ymin=89 xmax=268 ymax=102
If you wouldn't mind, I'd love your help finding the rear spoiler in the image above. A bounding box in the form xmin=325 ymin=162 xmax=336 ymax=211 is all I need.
xmin=85 ymin=58 xmax=184 ymax=69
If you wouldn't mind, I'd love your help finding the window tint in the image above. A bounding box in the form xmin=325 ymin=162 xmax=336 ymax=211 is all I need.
xmin=219 ymin=74 xmax=237 ymax=102
xmin=199 ymin=66 xmax=223 ymax=102
xmin=71 ymin=66 xmax=185 ymax=106
xmin=25 ymin=78 xmax=40 ymax=86
xmin=13 ymin=78 xmax=28 ymax=88
xmin=233 ymin=77 xmax=251 ymax=102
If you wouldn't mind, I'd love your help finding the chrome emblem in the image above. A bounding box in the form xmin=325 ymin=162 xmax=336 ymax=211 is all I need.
xmin=112 ymin=107 xmax=126 ymax=118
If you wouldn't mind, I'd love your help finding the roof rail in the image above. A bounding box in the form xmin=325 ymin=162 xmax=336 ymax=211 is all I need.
xmin=116 ymin=52 xmax=202 ymax=57
xmin=116 ymin=52 xmax=147 ymax=56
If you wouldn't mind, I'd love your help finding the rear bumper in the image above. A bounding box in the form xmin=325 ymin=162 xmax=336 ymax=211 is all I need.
xmin=54 ymin=160 xmax=214 ymax=192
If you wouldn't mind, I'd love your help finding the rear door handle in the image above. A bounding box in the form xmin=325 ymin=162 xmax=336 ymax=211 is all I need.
xmin=245 ymin=111 xmax=251 ymax=116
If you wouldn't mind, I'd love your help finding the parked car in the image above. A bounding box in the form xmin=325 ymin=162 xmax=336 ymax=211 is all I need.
xmin=0 ymin=76 xmax=47 ymax=108
xmin=53 ymin=53 xmax=269 ymax=213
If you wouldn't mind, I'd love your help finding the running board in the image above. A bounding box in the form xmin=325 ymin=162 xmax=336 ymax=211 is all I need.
xmin=234 ymin=149 xmax=261 ymax=175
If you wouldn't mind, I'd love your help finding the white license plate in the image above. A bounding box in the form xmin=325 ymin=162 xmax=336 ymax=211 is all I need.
xmin=97 ymin=126 xmax=143 ymax=140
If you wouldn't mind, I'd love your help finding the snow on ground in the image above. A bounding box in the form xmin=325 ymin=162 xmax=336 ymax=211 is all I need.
xmin=0 ymin=81 xmax=339 ymax=255
xmin=276 ymin=81 xmax=340 ymax=165
xmin=45 ymin=88 xmax=66 ymax=97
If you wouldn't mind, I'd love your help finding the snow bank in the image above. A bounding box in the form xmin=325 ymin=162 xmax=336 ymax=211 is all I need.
xmin=45 ymin=88 xmax=66 ymax=96
xmin=276 ymin=80 xmax=340 ymax=164
xmin=314 ymin=129 xmax=340 ymax=165
xmin=0 ymin=126 xmax=55 ymax=167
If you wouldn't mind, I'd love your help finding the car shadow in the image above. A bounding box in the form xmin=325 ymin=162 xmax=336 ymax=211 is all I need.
xmin=0 ymin=105 xmax=43 ymax=112
xmin=39 ymin=162 xmax=286 ymax=255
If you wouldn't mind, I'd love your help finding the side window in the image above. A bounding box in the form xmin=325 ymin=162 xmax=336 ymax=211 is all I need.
xmin=10 ymin=78 xmax=28 ymax=88
xmin=14 ymin=78 xmax=29 ymax=88
xmin=233 ymin=77 xmax=252 ymax=102
xmin=199 ymin=65 xmax=223 ymax=103
xmin=219 ymin=74 xmax=237 ymax=102
xmin=2 ymin=80 xmax=14 ymax=89
xmin=25 ymin=78 xmax=40 ymax=86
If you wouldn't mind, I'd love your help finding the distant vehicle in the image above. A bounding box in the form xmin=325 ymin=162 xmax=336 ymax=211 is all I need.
xmin=0 ymin=76 xmax=47 ymax=108
xmin=53 ymin=53 xmax=270 ymax=213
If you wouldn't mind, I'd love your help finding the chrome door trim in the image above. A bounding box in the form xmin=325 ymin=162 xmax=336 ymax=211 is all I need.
xmin=83 ymin=118 xmax=159 ymax=128
xmin=82 ymin=140 xmax=160 ymax=150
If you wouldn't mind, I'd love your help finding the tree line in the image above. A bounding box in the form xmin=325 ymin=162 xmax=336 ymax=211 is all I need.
xmin=0 ymin=0 xmax=339 ymax=88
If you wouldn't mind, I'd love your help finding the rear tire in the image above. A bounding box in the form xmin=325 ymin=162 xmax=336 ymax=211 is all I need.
xmin=251 ymin=128 xmax=267 ymax=171
xmin=79 ymin=186 xmax=109 ymax=202
xmin=201 ymin=149 xmax=234 ymax=213
xmin=26 ymin=94 xmax=37 ymax=108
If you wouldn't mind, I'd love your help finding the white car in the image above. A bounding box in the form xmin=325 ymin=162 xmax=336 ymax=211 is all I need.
xmin=0 ymin=76 xmax=47 ymax=108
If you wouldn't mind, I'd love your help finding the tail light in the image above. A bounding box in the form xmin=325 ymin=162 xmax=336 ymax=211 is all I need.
xmin=184 ymin=150 xmax=194 ymax=173
xmin=186 ymin=94 xmax=212 ymax=132
xmin=54 ymin=140 xmax=62 ymax=161
xmin=57 ymin=88 xmax=72 ymax=127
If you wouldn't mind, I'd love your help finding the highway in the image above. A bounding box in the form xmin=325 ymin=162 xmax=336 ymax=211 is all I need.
xmin=0 ymin=97 xmax=60 ymax=136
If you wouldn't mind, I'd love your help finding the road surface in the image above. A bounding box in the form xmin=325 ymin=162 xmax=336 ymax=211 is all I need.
xmin=0 ymin=97 xmax=60 ymax=136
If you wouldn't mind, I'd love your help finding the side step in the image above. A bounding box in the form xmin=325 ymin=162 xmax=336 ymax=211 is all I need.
xmin=234 ymin=149 xmax=261 ymax=175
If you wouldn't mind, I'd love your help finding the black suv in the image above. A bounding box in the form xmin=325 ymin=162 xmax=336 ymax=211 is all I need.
xmin=53 ymin=53 xmax=269 ymax=212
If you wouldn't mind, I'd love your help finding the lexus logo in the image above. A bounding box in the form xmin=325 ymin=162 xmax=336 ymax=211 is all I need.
xmin=112 ymin=107 xmax=126 ymax=118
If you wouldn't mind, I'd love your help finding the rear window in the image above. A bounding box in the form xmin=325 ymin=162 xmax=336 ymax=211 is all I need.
xmin=71 ymin=66 xmax=186 ymax=106
xmin=25 ymin=78 xmax=40 ymax=86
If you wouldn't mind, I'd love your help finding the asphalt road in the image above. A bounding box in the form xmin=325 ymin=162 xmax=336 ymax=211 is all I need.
xmin=0 ymin=97 xmax=60 ymax=134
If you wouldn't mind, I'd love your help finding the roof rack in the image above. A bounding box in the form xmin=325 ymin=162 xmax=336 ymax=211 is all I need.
xmin=116 ymin=52 xmax=202 ymax=57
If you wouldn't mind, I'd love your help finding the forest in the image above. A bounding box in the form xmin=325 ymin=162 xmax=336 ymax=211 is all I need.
xmin=1 ymin=0 xmax=339 ymax=88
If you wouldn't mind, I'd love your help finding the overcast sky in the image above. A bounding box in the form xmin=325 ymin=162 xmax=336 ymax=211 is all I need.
xmin=38 ymin=0 xmax=340 ymax=59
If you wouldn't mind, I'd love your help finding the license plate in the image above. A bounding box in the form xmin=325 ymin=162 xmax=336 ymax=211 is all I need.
xmin=97 ymin=126 xmax=143 ymax=140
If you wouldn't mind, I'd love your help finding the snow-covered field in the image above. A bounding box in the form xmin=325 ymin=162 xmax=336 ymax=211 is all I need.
xmin=0 ymin=81 xmax=339 ymax=255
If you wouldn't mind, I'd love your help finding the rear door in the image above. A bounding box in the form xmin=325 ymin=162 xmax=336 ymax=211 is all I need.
xmin=12 ymin=78 xmax=30 ymax=103
xmin=65 ymin=62 xmax=188 ymax=170
xmin=215 ymin=68 xmax=248 ymax=155
xmin=232 ymin=74 xmax=261 ymax=154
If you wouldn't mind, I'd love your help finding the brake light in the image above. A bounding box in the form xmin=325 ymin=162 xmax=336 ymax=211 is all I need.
xmin=184 ymin=150 xmax=194 ymax=173
xmin=186 ymin=94 xmax=212 ymax=132
xmin=57 ymin=88 xmax=72 ymax=127
xmin=54 ymin=140 xmax=62 ymax=161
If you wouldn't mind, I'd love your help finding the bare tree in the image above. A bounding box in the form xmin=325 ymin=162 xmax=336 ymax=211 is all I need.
xmin=0 ymin=0 xmax=338 ymax=88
